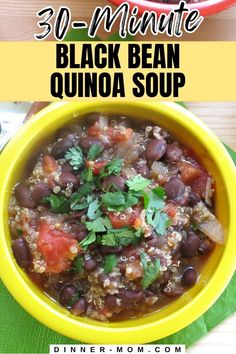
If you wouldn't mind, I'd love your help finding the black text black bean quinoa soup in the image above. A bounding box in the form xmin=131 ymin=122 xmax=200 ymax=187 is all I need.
xmin=9 ymin=113 xmax=224 ymax=321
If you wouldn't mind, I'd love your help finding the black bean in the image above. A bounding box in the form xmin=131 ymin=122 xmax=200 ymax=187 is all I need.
xmin=84 ymin=258 xmax=97 ymax=272
xmin=145 ymin=139 xmax=167 ymax=161
xmin=59 ymin=285 xmax=78 ymax=306
xmin=104 ymin=295 xmax=118 ymax=310
xmin=56 ymin=128 xmax=76 ymax=142
xmin=164 ymin=177 xmax=185 ymax=200
xmin=119 ymin=290 xmax=144 ymax=304
xmin=146 ymin=234 xmax=167 ymax=248
xmin=51 ymin=138 xmax=74 ymax=159
xmin=165 ymin=143 xmax=183 ymax=162
xmin=71 ymin=297 xmax=87 ymax=316
xmin=199 ymin=239 xmax=214 ymax=255
xmin=181 ymin=232 xmax=201 ymax=258
xmin=188 ymin=192 xmax=201 ymax=206
xmin=15 ymin=183 xmax=36 ymax=208
xmin=70 ymin=224 xmax=88 ymax=242
xmin=162 ymin=284 xmax=184 ymax=298
xmin=79 ymin=137 xmax=104 ymax=151
xmin=61 ymin=161 xmax=73 ymax=173
xmin=32 ymin=182 xmax=50 ymax=203
xmin=86 ymin=113 xmax=100 ymax=126
xmin=102 ymin=175 xmax=126 ymax=192
xmin=181 ymin=267 xmax=198 ymax=287
xmin=26 ymin=152 xmax=42 ymax=174
xmin=100 ymin=246 xmax=123 ymax=255
xmin=58 ymin=172 xmax=80 ymax=190
xmin=12 ymin=238 xmax=31 ymax=269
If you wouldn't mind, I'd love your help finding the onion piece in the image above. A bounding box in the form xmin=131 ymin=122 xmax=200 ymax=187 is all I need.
xmin=98 ymin=115 xmax=108 ymax=130
xmin=193 ymin=202 xmax=224 ymax=244
xmin=197 ymin=219 xmax=224 ymax=245
xmin=150 ymin=161 xmax=169 ymax=178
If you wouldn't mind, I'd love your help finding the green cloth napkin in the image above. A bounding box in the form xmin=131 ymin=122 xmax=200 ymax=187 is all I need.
xmin=0 ymin=142 xmax=235 ymax=353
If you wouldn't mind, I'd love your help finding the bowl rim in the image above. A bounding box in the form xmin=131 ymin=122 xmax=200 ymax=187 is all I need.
xmin=109 ymin=0 xmax=236 ymax=17
xmin=0 ymin=101 xmax=236 ymax=344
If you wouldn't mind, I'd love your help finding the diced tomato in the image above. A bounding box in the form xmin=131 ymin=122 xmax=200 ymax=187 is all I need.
xmin=179 ymin=161 xmax=201 ymax=184
xmin=88 ymin=122 xmax=101 ymax=137
xmin=43 ymin=154 xmax=58 ymax=173
xmin=190 ymin=170 xmax=209 ymax=196
xmin=85 ymin=160 xmax=108 ymax=175
xmin=107 ymin=127 xmax=133 ymax=143
xmin=108 ymin=208 xmax=141 ymax=229
xmin=125 ymin=260 xmax=144 ymax=281
xmin=37 ymin=223 xmax=80 ymax=273
xmin=165 ymin=203 xmax=177 ymax=218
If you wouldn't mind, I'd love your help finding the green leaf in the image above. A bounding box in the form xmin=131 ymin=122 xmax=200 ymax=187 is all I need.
xmin=65 ymin=146 xmax=84 ymax=170
xmin=43 ymin=194 xmax=70 ymax=214
xmin=87 ymin=198 xmax=102 ymax=220
xmin=146 ymin=210 xmax=170 ymax=236
xmin=105 ymin=159 xmax=123 ymax=176
xmin=103 ymin=255 xmax=118 ymax=273
xmin=70 ymin=183 xmax=93 ymax=209
xmin=72 ymin=256 xmax=84 ymax=272
xmin=102 ymin=228 xmax=140 ymax=247
xmin=126 ymin=175 xmax=151 ymax=192
xmin=79 ymin=231 xmax=96 ymax=249
xmin=64 ymin=28 xmax=101 ymax=42
xmin=85 ymin=216 xmax=112 ymax=233
xmin=176 ymin=102 xmax=188 ymax=109
xmin=140 ymin=253 xmax=160 ymax=289
xmin=223 ymin=143 xmax=236 ymax=164
xmin=153 ymin=186 xmax=166 ymax=199
xmin=88 ymin=144 xmax=104 ymax=160
xmin=101 ymin=191 xmax=126 ymax=208
xmin=143 ymin=189 xmax=165 ymax=210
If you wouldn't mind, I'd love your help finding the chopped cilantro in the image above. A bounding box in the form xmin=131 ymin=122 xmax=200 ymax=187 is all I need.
xmin=101 ymin=191 xmax=126 ymax=208
xmin=153 ymin=186 xmax=166 ymax=198
xmin=140 ymin=252 xmax=160 ymax=289
xmin=143 ymin=188 xmax=165 ymax=210
xmin=85 ymin=216 xmax=112 ymax=233
xmin=70 ymin=183 xmax=93 ymax=209
xmin=101 ymin=228 xmax=140 ymax=247
xmin=72 ymin=255 xmax=84 ymax=272
xmin=43 ymin=194 xmax=70 ymax=214
xmin=101 ymin=191 xmax=139 ymax=211
xmin=126 ymin=175 xmax=151 ymax=192
xmin=65 ymin=146 xmax=84 ymax=170
xmin=103 ymin=255 xmax=118 ymax=273
xmin=103 ymin=159 xmax=123 ymax=176
xmin=146 ymin=210 xmax=170 ymax=236
xmin=79 ymin=231 xmax=96 ymax=249
xmin=16 ymin=228 xmax=23 ymax=236
xmin=87 ymin=198 xmax=102 ymax=220
xmin=68 ymin=293 xmax=80 ymax=307
xmin=88 ymin=144 xmax=104 ymax=160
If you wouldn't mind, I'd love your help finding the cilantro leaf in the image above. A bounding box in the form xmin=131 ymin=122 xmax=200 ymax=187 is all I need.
xmin=86 ymin=216 xmax=112 ymax=233
xmin=101 ymin=191 xmax=126 ymax=208
xmin=153 ymin=186 xmax=166 ymax=198
xmin=65 ymin=146 xmax=83 ymax=170
xmin=146 ymin=210 xmax=170 ymax=236
xmin=87 ymin=198 xmax=102 ymax=220
xmin=143 ymin=189 xmax=165 ymax=210
xmin=81 ymin=168 xmax=93 ymax=182
xmin=43 ymin=194 xmax=70 ymax=214
xmin=140 ymin=253 xmax=160 ymax=289
xmin=70 ymin=183 xmax=93 ymax=209
xmin=103 ymin=255 xmax=118 ymax=273
xmin=101 ymin=228 xmax=140 ymax=247
xmin=88 ymin=144 xmax=104 ymax=160
xmin=79 ymin=231 xmax=96 ymax=249
xmin=126 ymin=175 xmax=151 ymax=192
xmin=72 ymin=255 xmax=84 ymax=272
xmin=101 ymin=191 xmax=139 ymax=211
xmin=105 ymin=159 xmax=123 ymax=176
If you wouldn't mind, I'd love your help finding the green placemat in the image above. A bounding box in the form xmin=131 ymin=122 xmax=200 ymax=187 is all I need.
xmin=0 ymin=135 xmax=236 ymax=354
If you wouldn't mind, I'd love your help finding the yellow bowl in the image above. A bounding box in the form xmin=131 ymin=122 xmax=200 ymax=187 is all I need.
xmin=0 ymin=101 xmax=236 ymax=344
